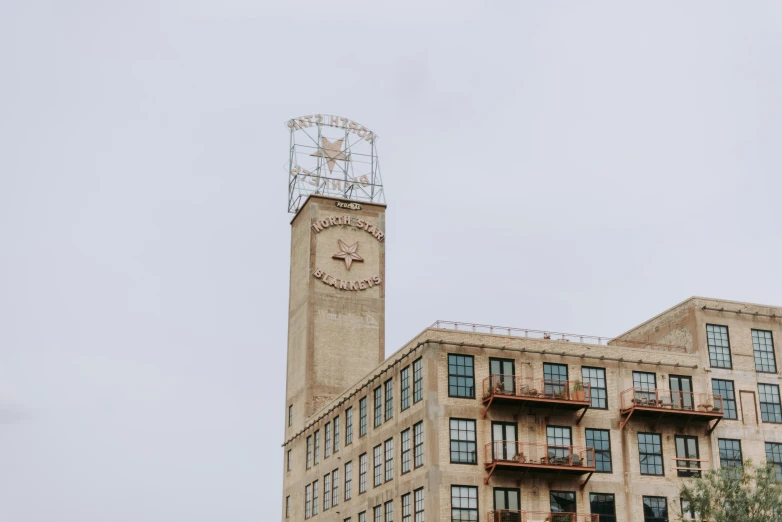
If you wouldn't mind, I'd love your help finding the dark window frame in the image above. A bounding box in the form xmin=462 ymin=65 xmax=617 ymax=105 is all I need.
xmin=759 ymin=383 xmax=782 ymax=423
xmin=766 ymin=442 xmax=782 ymax=481
xmin=451 ymin=485 xmax=478 ymax=522
xmin=413 ymin=358 xmax=423 ymax=403
xmin=718 ymin=438 xmax=743 ymax=469
xmin=413 ymin=421 xmax=424 ymax=468
xmin=345 ymin=407 xmax=353 ymax=445
xmin=373 ymin=444 xmax=383 ymax=487
xmin=752 ymin=329 xmax=777 ymax=373
xmin=312 ymin=479 xmax=319 ymax=516
xmin=402 ymin=493 xmax=411 ymax=522
xmin=414 ymin=488 xmax=424 ymax=522
xmin=401 ymin=428 xmax=411 ymax=474
xmin=385 ymin=379 xmax=394 ymax=421
xmin=585 ymin=428 xmax=612 ymax=473
xmin=674 ymin=435 xmax=701 ymax=478
xmin=384 ymin=500 xmax=393 ymax=522
xmin=288 ymin=405 xmax=293 ymax=426
xmin=345 ymin=460 xmax=352 ymax=501
xmin=638 ymin=432 xmax=664 ymax=476
xmin=325 ymin=421 xmax=332 ymax=458
xmin=582 ymin=366 xmax=608 ymax=409
xmin=359 ymin=452 xmax=367 ymax=494
xmin=374 ymin=386 xmax=383 ymax=428
xmin=359 ymin=397 xmax=368 ymax=437
xmin=384 ymin=438 xmax=394 ymax=482
xmin=333 ymin=416 xmax=340 ymax=453
xmin=707 ymin=324 xmax=733 ymax=369
xmin=449 ymin=418 xmax=478 ymax=465
xmin=712 ymin=379 xmax=737 ymax=420
xmin=323 ymin=472 xmax=330 ymax=511
xmin=642 ymin=495 xmax=668 ymax=522
xmin=448 ymin=354 xmax=476 ymax=399
xmin=549 ymin=490 xmax=576 ymax=513
xmin=401 ymin=366 xmax=411 ymax=411
xmin=589 ymin=492 xmax=616 ymax=522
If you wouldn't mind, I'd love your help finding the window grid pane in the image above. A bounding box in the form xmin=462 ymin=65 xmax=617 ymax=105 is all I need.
xmin=413 ymin=358 xmax=423 ymax=403
xmin=401 ymin=367 xmax=411 ymax=411
xmin=345 ymin=408 xmax=353 ymax=445
xmin=544 ymin=363 xmax=568 ymax=397
xmin=642 ymin=496 xmax=668 ymax=522
xmin=582 ymin=367 xmax=607 ymax=409
xmin=448 ymin=355 xmax=475 ymax=398
xmin=312 ymin=480 xmax=319 ymax=515
xmin=586 ymin=428 xmax=612 ymax=473
xmin=374 ymin=387 xmax=383 ymax=428
xmin=707 ymin=324 xmax=732 ymax=368
xmin=414 ymin=422 xmax=424 ymax=468
xmin=753 ymin=329 xmax=777 ymax=373
xmin=402 ymin=493 xmax=411 ymax=522
xmin=332 ymin=469 xmax=339 ymax=506
xmin=314 ymin=430 xmax=320 ymax=464
xmin=373 ymin=445 xmax=383 ymax=487
xmin=385 ymin=379 xmax=394 ymax=421
xmin=345 ymin=461 xmax=352 ymax=500
xmin=759 ymin=384 xmax=782 ymax=423
xmin=589 ymin=493 xmax=616 ymax=522
xmin=305 ymin=484 xmax=312 ymax=519
xmin=449 ymin=419 xmax=477 ymax=464
xmin=325 ymin=422 xmax=332 ymax=458
xmin=307 ymin=436 xmax=312 ymax=469
xmin=323 ymin=473 xmax=330 ymax=511
xmin=385 ymin=439 xmax=394 ymax=481
xmin=766 ymin=442 xmax=782 ymax=481
xmin=451 ymin=486 xmax=478 ymax=522
xmin=638 ymin=433 xmax=664 ymax=476
xmin=359 ymin=453 xmax=367 ymax=493
xmin=414 ymin=489 xmax=425 ymax=522
xmin=712 ymin=380 xmax=737 ymax=420
xmin=334 ymin=416 xmax=340 ymax=453
xmin=718 ymin=439 xmax=742 ymax=469
xmin=360 ymin=397 xmax=368 ymax=437
xmin=401 ymin=429 xmax=411 ymax=473
xmin=385 ymin=501 xmax=394 ymax=522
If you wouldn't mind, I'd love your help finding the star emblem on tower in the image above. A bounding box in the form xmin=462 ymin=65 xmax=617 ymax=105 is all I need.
xmin=311 ymin=137 xmax=349 ymax=174
xmin=332 ymin=239 xmax=364 ymax=270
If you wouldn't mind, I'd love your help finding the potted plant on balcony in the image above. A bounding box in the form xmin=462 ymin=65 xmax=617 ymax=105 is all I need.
xmin=572 ymin=380 xmax=585 ymax=401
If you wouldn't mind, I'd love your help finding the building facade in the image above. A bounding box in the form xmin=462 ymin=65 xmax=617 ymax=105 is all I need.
xmin=281 ymin=196 xmax=782 ymax=522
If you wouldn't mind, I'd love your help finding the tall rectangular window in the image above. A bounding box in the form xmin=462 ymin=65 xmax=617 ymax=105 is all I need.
xmin=344 ymin=461 xmax=352 ymax=500
xmin=345 ymin=407 xmax=353 ymax=445
xmin=766 ymin=442 xmax=782 ymax=481
xmin=585 ymin=428 xmax=612 ymax=472
xmin=449 ymin=419 xmax=477 ymax=464
xmin=414 ymin=489 xmax=424 ymax=522
xmin=288 ymin=405 xmax=293 ymax=426
xmin=550 ymin=491 xmax=576 ymax=513
xmin=385 ymin=501 xmax=394 ymax=522
xmin=675 ymin=435 xmax=701 ymax=477
xmin=286 ymin=495 xmax=290 ymax=518
xmin=374 ymin=506 xmax=382 ymax=522
xmin=332 ymin=469 xmax=339 ymax=507
xmin=760 ymin=383 xmax=782 ymax=423
xmin=544 ymin=363 xmax=569 ymax=397
xmin=305 ymin=484 xmax=312 ymax=519
xmin=753 ymin=330 xmax=777 ymax=373
xmin=642 ymin=496 xmax=668 ymax=522
xmin=582 ymin=367 xmax=607 ymax=409
xmin=638 ymin=433 xmax=664 ymax=476
xmin=312 ymin=480 xmax=319 ymax=516
xmin=333 ymin=416 xmax=340 ymax=453
xmin=681 ymin=498 xmax=696 ymax=521
xmin=413 ymin=358 xmax=423 ymax=403
xmin=402 ymin=493 xmax=411 ymax=522
xmin=306 ymin=436 xmax=312 ymax=469
xmin=413 ymin=421 xmax=424 ymax=468
xmin=589 ymin=493 xmax=616 ymax=522
xmin=451 ymin=486 xmax=478 ymax=522
xmin=712 ymin=379 xmax=737 ymax=420
xmin=323 ymin=473 xmax=330 ymax=511
xmin=401 ymin=366 xmax=411 ymax=411
xmin=325 ymin=422 xmax=332 ymax=458
xmin=314 ymin=430 xmax=320 ymax=464
xmin=287 ymin=449 xmax=291 ymax=471
xmin=401 ymin=428 xmax=411 ymax=473
xmin=374 ymin=387 xmax=383 ymax=428
xmin=359 ymin=397 xmax=367 ymax=437
xmin=373 ymin=444 xmax=383 ymax=487
xmin=360 ymin=512 xmax=366 ymax=522
xmin=385 ymin=379 xmax=394 ymax=421
xmin=718 ymin=439 xmax=743 ymax=468
xmin=448 ymin=354 xmax=475 ymax=398
xmin=633 ymin=371 xmax=657 ymax=403
xmin=359 ymin=453 xmax=367 ymax=493
xmin=385 ymin=438 xmax=394 ymax=481
xmin=707 ymin=324 xmax=732 ymax=369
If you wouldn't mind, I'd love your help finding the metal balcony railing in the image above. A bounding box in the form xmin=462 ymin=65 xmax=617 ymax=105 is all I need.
xmin=483 ymin=375 xmax=591 ymax=403
xmin=620 ymin=387 xmax=724 ymax=413
xmin=487 ymin=511 xmax=599 ymax=522
xmin=485 ymin=441 xmax=595 ymax=469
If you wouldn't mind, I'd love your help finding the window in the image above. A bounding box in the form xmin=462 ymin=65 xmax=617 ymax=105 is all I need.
xmin=753 ymin=330 xmax=777 ymax=373
xmin=374 ymin=387 xmax=383 ymax=428
xmin=675 ymin=435 xmax=701 ymax=477
xmin=344 ymin=461 xmax=352 ymax=500
xmin=544 ymin=363 xmax=569 ymax=397
xmin=766 ymin=442 xmax=782 ymax=481
xmin=287 ymin=449 xmax=291 ymax=471
xmin=307 ymin=436 xmax=312 ymax=469
xmin=385 ymin=501 xmax=394 ymax=522
xmin=286 ymin=495 xmax=290 ymax=518
xmin=582 ymin=367 xmax=607 ymax=409
xmin=448 ymin=354 xmax=475 ymax=398
xmin=642 ymin=496 xmax=668 ymax=522
xmin=359 ymin=512 xmax=366 ymax=522
xmin=345 ymin=407 xmax=353 ymax=445
xmin=374 ymin=506 xmax=382 ymax=522
xmin=359 ymin=453 xmax=367 ymax=493
xmin=633 ymin=371 xmax=657 ymax=402
xmin=712 ymin=379 xmax=737 ymax=420
xmin=402 ymin=493 xmax=411 ymax=522
xmin=414 ymin=421 xmax=424 ymax=468
xmin=401 ymin=366 xmax=411 ymax=411
xmin=305 ymin=484 xmax=312 ymax=519
xmin=707 ymin=324 xmax=732 ymax=369
xmin=550 ymin=491 xmax=576 ymax=513
xmin=546 ymin=425 xmax=571 ymax=462
xmin=413 ymin=357 xmax=423 ymax=403
xmin=385 ymin=379 xmax=394 ymax=421
xmin=333 ymin=416 xmax=340 ymax=453
xmin=759 ymin=383 xmax=782 ymax=423
xmin=323 ymin=473 xmax=330 ymax=511
xmin=345 ymin=519 xmax=351 ymax=522
xmin=373 ymin=444 xmax=383 ymax=487
xmin=718 ymin=439 xmax=743 ymax=468
xmin=414 ymin=488 xmax=424 ymax=522
xmin=681 ymin=498 xmax=697 ymax=521
xmin=638 ymin=433 xmax=664 ymax=475
xmin=590 ymin=493 xmax=616 ymax=522
xmin=359 ymin=397 xmax=367 ymax=437
xmin=585 ymin=428 xmax=612 ymax=473
xmin=325 ymin=422 xmax=332 ymax=458
xmin=385 ymin=438 xmax=394 ymax=481
xmin=332 ymin=469 xmax=339 ymax=507
xmin=314 ymin=430 xmax=320 ymax=464
xmin=312 ymin=480 xmax=319 ymax=516
xmin=451 ymin=486 xmax=477 ymax=522
xmin=401 ymin=428 xmax=411 ymax=473
xmin=288 ymin=405 xmax=293 ymax=426
xmin=449 ymin=419 xmax=477 ymax=464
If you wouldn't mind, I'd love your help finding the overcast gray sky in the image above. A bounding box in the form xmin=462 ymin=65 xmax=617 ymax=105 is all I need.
xmin=2 ymin=1 xmax=781 ymax=521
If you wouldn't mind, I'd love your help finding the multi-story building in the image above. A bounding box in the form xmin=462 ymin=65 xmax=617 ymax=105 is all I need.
xmin=280 ymin=195 xmax=782 ymax=522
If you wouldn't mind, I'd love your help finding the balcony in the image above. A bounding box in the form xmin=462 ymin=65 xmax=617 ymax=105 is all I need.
xmin=484 ymin=441 xmax=596 ymax=487
xmin=619 ymin=388 xmax=724 ymax=433
xmin=481 ymin=375 xmax=591 ymax=421
xmin=487 ymin=510 xmax=599 ymax=522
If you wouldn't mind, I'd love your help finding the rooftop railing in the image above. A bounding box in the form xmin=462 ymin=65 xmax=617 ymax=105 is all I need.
xmin=482 ymin=375 xmax=591 ymax=403
xmin=487 ymin=511 xmax=599 ymax=522
xmin=485 ymin=441 xmax=595 ymax=469
xmin=620 ymin=387 xmax=724 ymax=414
